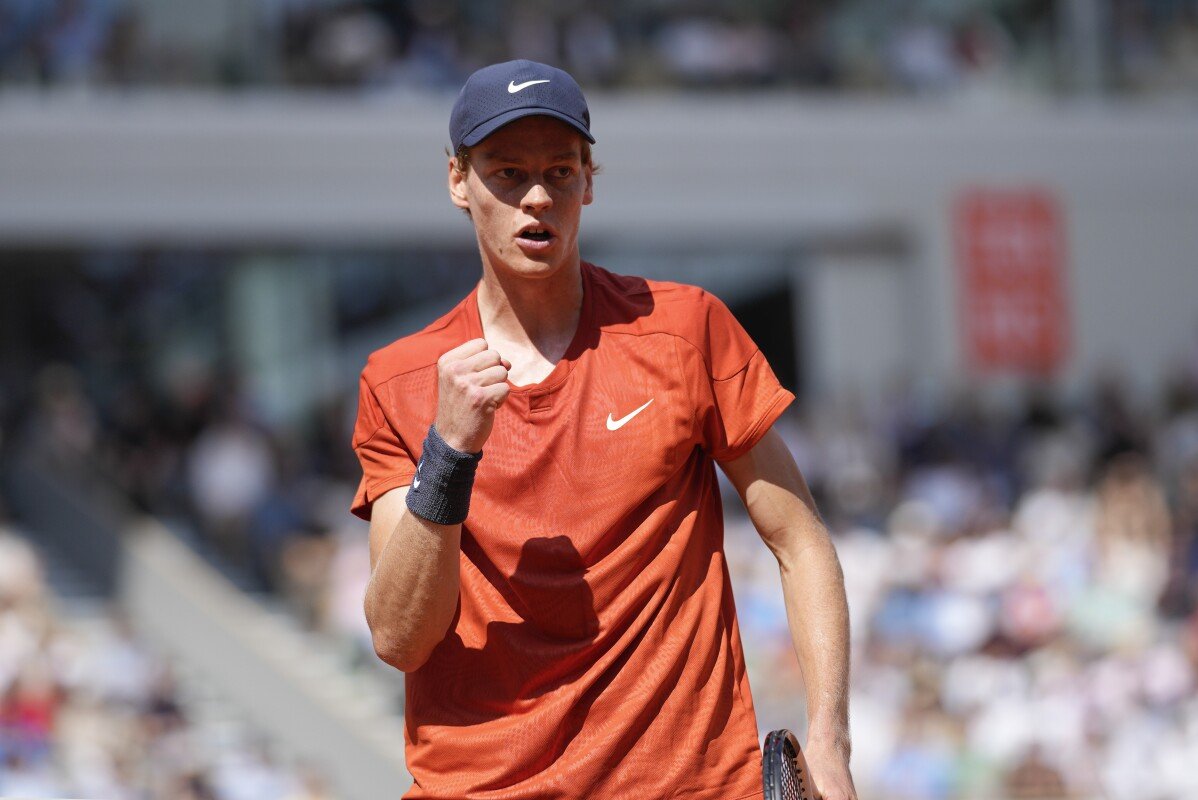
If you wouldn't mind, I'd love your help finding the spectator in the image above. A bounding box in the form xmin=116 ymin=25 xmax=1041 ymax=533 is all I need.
xmin=187 ymin=403 xmax=277 ymax=566
xmin=1093 ymin=450 xmax=1172 ymax=605
xmin=1003 ymin=745 xmax=1068 ymax=799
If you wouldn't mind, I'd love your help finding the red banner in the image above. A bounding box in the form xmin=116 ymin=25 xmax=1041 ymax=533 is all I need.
xmin=954 ymin=188 xmax=1070 ymax=374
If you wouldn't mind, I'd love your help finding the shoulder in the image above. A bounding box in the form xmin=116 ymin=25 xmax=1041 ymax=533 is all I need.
xmin=586 ymin=262 xmax=739 ymax=361
xmin=587 ymin=262 xmax=726 ymax=332
xmin=360 ymin=293 xmax=475 ymax=390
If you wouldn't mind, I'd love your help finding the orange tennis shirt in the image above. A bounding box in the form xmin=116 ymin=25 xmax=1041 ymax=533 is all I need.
xmin=351 ymin=262 xmax=794 ymax=799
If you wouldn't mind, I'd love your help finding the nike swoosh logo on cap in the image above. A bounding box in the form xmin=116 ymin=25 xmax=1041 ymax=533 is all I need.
xmin=508 ymin=79 xmax=550 ymax=93
xmin=606 ymin=399 xmax=654 ymax=431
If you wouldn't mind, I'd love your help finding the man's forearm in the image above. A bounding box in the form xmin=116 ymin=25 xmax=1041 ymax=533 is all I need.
xmin=721 ymin=428 xmax=853 ymax=750
xmin=776 ymin=528 xmax=852 ymax=752
xmin=363 ymin=338 xmax=510 ymax=673
xmin=365 ymin=508 xmax=461 ymax=672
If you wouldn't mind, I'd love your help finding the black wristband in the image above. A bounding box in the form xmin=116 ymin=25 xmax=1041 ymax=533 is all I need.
xmin=405 ymin=425 xmax=482 ymax=525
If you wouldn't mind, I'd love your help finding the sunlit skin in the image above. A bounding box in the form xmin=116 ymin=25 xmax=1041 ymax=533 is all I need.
xmin=447 ymin=116 xmax=595 ymax=386
xmin=449 ymin=115 xmax=593 ymax=284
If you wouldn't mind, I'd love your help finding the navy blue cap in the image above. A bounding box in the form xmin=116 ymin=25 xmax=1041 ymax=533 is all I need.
xmin=450 ymin=59 xmax=594 ymax=152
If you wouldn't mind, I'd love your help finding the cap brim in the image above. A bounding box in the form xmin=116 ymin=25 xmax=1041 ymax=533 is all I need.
xmin=461 ymin=107 xmax=595 ymax=148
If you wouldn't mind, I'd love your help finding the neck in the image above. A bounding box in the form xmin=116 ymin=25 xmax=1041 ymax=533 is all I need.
xmin=476 ymin=260 xmax=584 ymax=354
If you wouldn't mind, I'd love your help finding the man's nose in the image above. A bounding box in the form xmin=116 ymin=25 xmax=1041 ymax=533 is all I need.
xmin=522 ymin=182 xmax=552 ymax=213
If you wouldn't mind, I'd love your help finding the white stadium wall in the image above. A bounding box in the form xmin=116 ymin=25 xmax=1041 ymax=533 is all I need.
xmin=2 ymin=92 xmax=1196 ymax=400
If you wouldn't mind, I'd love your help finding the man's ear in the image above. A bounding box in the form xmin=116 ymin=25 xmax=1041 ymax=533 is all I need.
xmin=582 ymin=164 xmax=594 ymax=206
xmin=448 ymin=158 xmax=470 ymax=210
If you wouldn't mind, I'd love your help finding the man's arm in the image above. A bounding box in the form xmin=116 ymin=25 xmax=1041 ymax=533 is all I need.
xmin=719 ymin=426 xmax=857 ymax=800
xmin=364 ymin=485 xmax=462 ymax=672
xmin=362 ymin=338 xmax=510 ymax=673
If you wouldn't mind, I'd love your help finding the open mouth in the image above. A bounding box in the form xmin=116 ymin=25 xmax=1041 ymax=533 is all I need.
xmin=518 ymin=226 xmax=554 ymax=242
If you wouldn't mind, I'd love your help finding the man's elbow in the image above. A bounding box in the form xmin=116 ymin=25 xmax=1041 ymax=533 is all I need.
xmin=764 ymin=521 xmax=841 ymax=570
xmin=370 ymin=628 xmax=434 ymax=673
xmin=365 ymin=597 xmax=437 ymax=672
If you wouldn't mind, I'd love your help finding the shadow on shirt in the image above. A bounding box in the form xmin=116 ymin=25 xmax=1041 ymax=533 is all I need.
xmin=412 ymin=535 xmax=601 ymax=732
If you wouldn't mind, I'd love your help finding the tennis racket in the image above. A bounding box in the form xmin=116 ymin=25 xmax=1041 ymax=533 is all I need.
xmin=762 ymin=729 xmax=815 ymax=800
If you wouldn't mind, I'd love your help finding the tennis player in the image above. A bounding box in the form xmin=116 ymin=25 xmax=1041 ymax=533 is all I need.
xmin=352 ymin=60 xmax=857 ymax=800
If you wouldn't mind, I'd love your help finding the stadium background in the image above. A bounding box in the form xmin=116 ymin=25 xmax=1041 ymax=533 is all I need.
xmin=2 ymin=1 xmax=1198 ymax=798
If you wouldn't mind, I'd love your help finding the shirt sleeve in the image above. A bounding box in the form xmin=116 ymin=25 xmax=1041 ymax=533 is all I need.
xmin=350 ymin=371 xmax=417 ymax=521
xmin=694 ymin=291 xmax=795 ymax=462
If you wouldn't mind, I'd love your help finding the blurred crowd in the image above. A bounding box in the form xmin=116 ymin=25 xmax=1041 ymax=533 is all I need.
xmin=2 ymin=0 xmax=1197 ymax=95
xmin=0 ymin=516 xmax=333 ymax=799
xmin=10 ymin=357 xmax=374 ymax=658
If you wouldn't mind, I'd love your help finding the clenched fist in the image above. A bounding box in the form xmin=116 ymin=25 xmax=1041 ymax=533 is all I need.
xmin=434 ymin=338 xmax=511 ymax=453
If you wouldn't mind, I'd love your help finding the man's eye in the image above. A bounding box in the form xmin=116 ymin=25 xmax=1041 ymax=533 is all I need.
xmin=498 ymin=168 xmax=520 ymax=179
xmin=552 ymin=167 xmax=574 ymax=178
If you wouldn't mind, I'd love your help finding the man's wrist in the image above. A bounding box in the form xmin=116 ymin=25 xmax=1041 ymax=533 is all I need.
xmin=806 ymin=722 xmax=852 ymax=757
xmin=405 ymin=424 xmax=482 ymax=525
xmin=434 ymin=424 xmax=477 ymax=454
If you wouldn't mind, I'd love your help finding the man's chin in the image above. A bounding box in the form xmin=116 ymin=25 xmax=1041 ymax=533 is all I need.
xmin=478 ymin=241 xmax=577 ymax=281
xmin=503 ymin=253 xmax=572 ymax=279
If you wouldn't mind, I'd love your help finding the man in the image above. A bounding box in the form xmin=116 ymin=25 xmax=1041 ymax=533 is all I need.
xmin=352 ymin=59 xmax=856 ymax=800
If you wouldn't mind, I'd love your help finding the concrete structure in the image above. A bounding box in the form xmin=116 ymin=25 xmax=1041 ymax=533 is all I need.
xmin=2 ymin=91 xmax=1196 ymax=402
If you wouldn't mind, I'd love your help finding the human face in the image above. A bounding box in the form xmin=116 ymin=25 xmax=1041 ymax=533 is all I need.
xmin=448 ymin=116 xmax=594 ymax=282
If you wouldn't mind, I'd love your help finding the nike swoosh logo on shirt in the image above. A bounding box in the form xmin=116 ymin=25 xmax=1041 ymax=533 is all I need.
xmin=606 ymin=399 xmax=654 ymax=431
xmin=508 ymin=79 xmax=550 ymax=93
